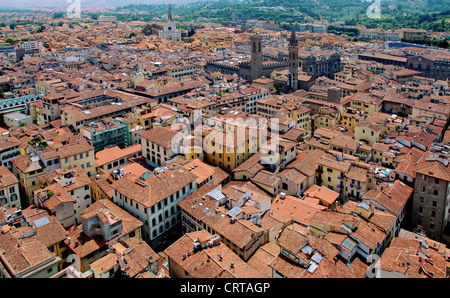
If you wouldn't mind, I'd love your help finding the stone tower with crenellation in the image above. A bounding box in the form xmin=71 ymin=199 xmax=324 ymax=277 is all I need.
xmin=288 ymin=26 xmax=299 ymax=91
xmin=250 ymin=35 xmax=263 ymax=82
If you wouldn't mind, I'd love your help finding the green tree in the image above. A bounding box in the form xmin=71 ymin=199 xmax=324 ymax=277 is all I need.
xmin=5 ymin=38 xmax=17 ymax=45
xmin=53 ymin=12 xmax=64 ymax=19
xmin=36 ymin=25 xmax=45 ymax=33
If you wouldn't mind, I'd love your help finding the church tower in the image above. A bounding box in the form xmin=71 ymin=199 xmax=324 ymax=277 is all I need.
xmin=159 ymin=4 xmax=181 ymax=42
xmin=168 ymin=3 xmax=173 ymax=21
xmin=250 ymin=35 xmax=263 ymax=82
xmin=288 ymin=26 xmax=299 ymax=91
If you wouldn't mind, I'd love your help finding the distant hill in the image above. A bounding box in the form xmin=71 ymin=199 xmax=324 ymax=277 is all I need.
xmin=115 ymin=0 xmax=450 ymax=33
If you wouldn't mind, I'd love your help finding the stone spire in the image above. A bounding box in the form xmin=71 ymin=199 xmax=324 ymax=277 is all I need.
xmin=168 ymin=4 xmax=173 ymax=21
xmin=290 ymin=26 xmax=298 ymax=47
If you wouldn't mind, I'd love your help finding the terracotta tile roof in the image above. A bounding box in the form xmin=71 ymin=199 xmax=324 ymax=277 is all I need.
xmin=164 ymin=230 xmax=264 ymax=278
xmin=277 ymin=168 xmax=308 ymax=185
xmin=378 ymin=237 xmax=447 ymax=278
xmin=232 ymin=151 xmax=264 ymax=175
xmin=10 ymin=154 xmax=44 ymax=174
xmin=246 ymin=242 xmax=279 ymax=278
xmin=303 ymin=184 xmax=339 ymax=206
xmin=65 ymin=200 xmax=143 ymax=258
xmin=398 ymin=229 xmax=448 ymax=256
xmin=117 ymin=237 xmax=160 ymax=277
xmin=90 ymin=253 xmax=118 ymax=275
xmin=138 ymin=126 xmax=181 ymax=149
xmin=317 ymin=154 xmax=352 ymax=173
xmin=168 ymin=158 xmax=216 ymax=185
xmin=251 ymin=170 xmax=280 ymax=188
xmin=271 ymin=194 xmax=326 ymax=226
xmin=41 ymin=183 xmax=76 ymax=211
xmin=178 ymin=184 xmax=264 ymax=250
xmin=413 ymin=151 xmax=450 ymax=181
xmin=0 ymin=137 xmax=21 ymax=151
xmin=95 ymin=144 xmax=141 ymax=168
xmin=0 ymin=165 xmax=18 ymax=187
xmin=0 ymin=226 xmax=58 ymax=277
xmin=362 ymin=180 xmax=413 ymax=216
xmin=22 ymin=206 xmax=68 ymax=248
xmin=111 ymin=167 xmax=197 ymax=208
xmin=310 ymin=211 xmax=360 ymax=234
xmin=287 ymin=149 xmax=326 ymax=178
xmin=268 ymin=254 xmax=306 ymax=278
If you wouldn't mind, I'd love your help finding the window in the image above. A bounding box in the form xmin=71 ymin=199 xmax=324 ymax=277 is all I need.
xmin=418 ymin=206 xmax=423 ymax=214
xmin=435 ymin=178 xmax=439 ymax=185
xmin=432 ymin=201 xmax=437 ymax=207
xmin=431 ymin=211 xmax=436 ymax=218
xmin=434 ymin=189 xmax=439 ymax=196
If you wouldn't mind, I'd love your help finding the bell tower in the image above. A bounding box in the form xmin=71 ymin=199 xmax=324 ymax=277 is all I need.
xmin=289 ymin=26 xmax=299 ymax=91
xmin=250 ymin=35 xmax=263 ymax=82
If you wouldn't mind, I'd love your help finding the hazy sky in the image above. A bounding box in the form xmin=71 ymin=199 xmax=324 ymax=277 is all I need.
xmin=0 ymin=0 xmax=185 ymax=9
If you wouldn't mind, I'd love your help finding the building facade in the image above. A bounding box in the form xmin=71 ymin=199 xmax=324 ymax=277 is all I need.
xmin=158 ymin=5 xmax=181 ymax=42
